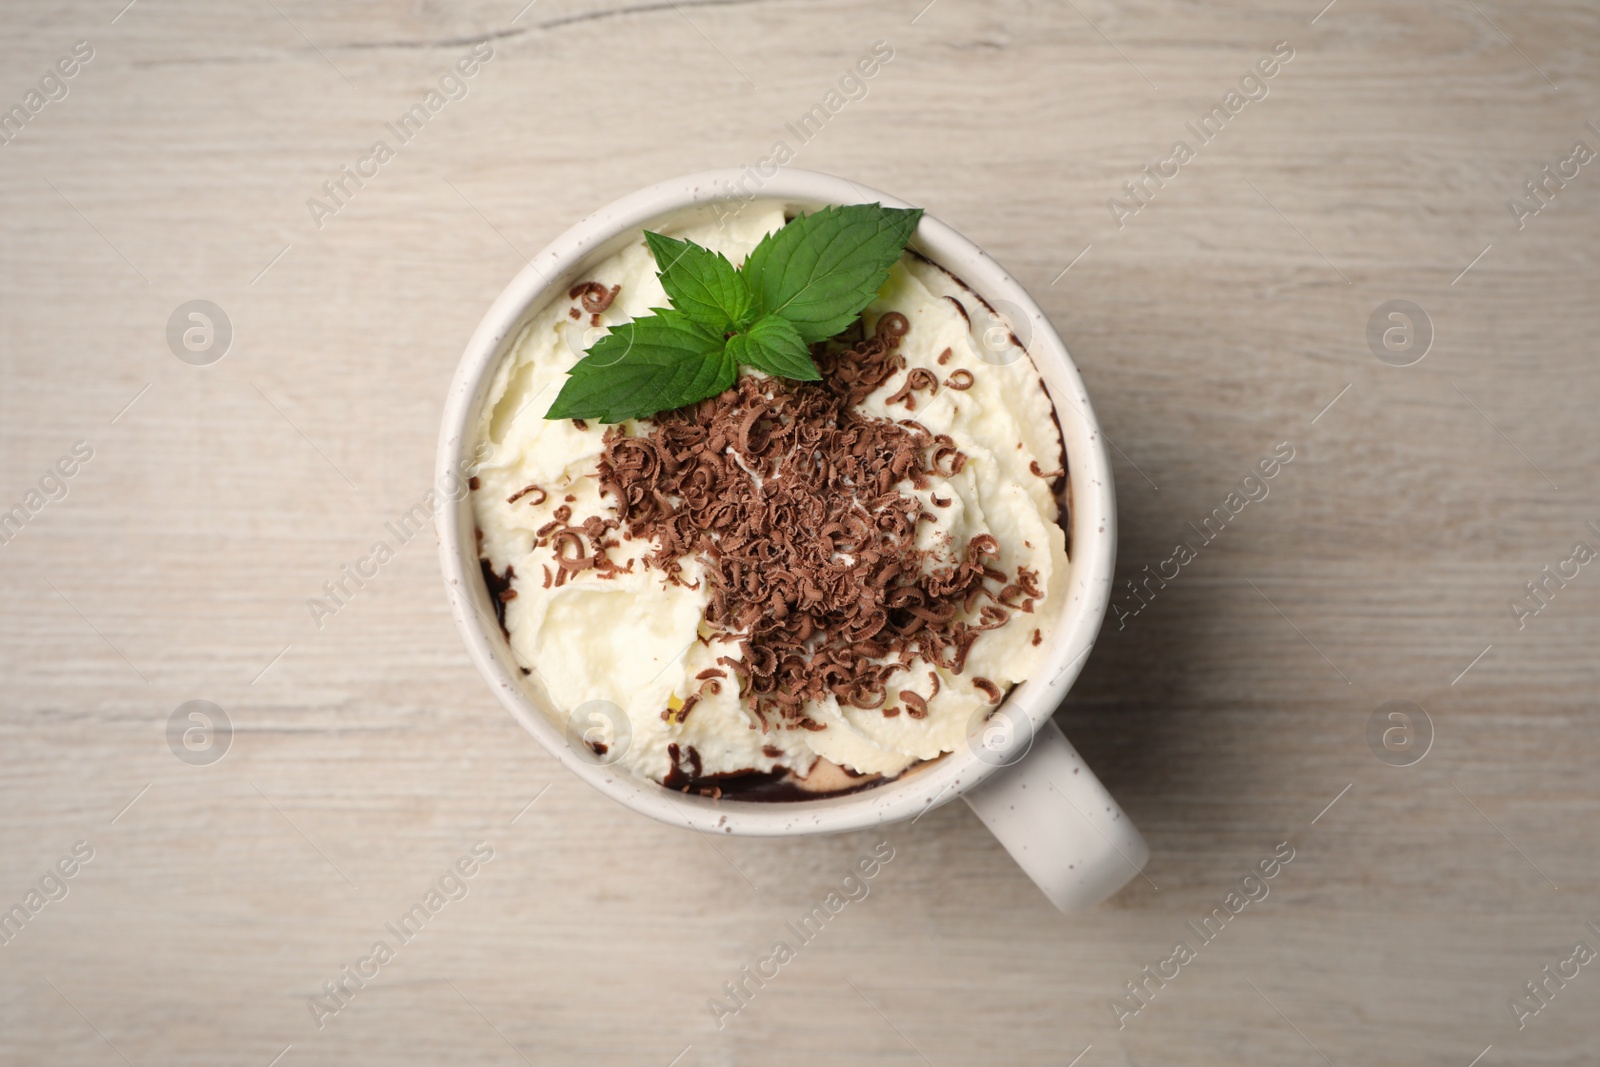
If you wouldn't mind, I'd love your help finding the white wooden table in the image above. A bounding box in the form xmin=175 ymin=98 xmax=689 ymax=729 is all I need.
xmin=2 ymin=0 xmax=1597 ymax=1063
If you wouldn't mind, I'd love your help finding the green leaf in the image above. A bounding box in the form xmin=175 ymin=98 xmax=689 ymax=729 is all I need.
xmin=741 ymin=203 xmax=923 ymax=344
xmin=545 ymin=311 xmax=733 ymax=423
xmin=643 ymin=231 xmax=753 ymax=332
xmin=541 ymin=204 xmax=922 ymax=423
xmin=725 ymin=314 xmax=820 ymax=381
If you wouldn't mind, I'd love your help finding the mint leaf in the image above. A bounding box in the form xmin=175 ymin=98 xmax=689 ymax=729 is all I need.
xmin=726 ymin=314 xmax=819 ymax=381
xmin=544 ymin=202 xmax=922 ymax=423
xmin=742 ymin=203 xmax=923 ymax=344
xmin=545 ymin=312 xmax=732 ymax=423
xmin=644 ymin=231 xmax=752 ymax=332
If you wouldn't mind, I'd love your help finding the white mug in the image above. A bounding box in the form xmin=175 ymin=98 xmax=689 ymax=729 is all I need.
xmin=436 ymin=169 xmax=1148 ymax=911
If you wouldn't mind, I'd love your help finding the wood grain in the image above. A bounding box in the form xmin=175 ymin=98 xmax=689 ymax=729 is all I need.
xmin=2 ymin=0 xmax=1597 ymax=1063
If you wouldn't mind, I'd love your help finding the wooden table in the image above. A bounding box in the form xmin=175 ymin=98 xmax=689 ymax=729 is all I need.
xmin=2 ymin=0 xmax=1597 ymax=1063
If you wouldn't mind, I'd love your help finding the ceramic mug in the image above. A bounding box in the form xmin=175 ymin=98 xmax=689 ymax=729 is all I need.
xmin=436 ymin=169 xmax=1148 ymax=911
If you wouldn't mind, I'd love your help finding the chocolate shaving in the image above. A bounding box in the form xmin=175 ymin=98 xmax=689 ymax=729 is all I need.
xmin=937 ymin=347 xmax=953 ymax=365
xmin=570 ymin=281 xmax=620 ymax=314
xmin=899 ymin=691 xmax=928 ymax=719
xmin=507 ymin=484 xmax=547 ymax=506
xmin=931 ymin=441 xmax=966 ymax=477
xmin=885 ymin=367 xmax=940 ymax=410
xmin=972 ymin=677 xmax=1002 ymax=704
xmin=596 ymin=313 xmax=1045 ymax=728
xmin=670 ymin=693 xmax=701 ymax=724
xmin=876 ymin=311 xmax=909 ymax=340
xmin=945 ymin=369 xmax=974 ymax=391
xmin=1016 ymin=567 xmax=1044 ymax=600
xmin=552 ymin=530 xmax=595 ymax=574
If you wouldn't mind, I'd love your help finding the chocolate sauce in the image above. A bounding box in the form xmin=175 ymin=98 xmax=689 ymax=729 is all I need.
xmin=667 ymin=762 xmax=892 ymax=803
xmin=477 ymin=554 xmax=514 ymax=639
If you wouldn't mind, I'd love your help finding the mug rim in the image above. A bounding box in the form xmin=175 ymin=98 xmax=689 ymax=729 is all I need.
xmin=435 ymin=168 xmax=1117 ymax=836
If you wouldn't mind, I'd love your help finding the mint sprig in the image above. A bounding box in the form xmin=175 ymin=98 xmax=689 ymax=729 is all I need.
xmin=545 ymin=203 xmax=923 ymax=423
xmin=741 ymin=203 xmax=922 ymax=343
xmin=643 ymin=231 xmax=753 ymax=332
xmin=545 ymin=311 xmax=732 ymax=425
xmin=726 ymin=314 xmax=817 ymax=381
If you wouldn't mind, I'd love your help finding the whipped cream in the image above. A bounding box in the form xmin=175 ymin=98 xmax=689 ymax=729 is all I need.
xmin=471 ymin=202 xmax=1069 ymax=790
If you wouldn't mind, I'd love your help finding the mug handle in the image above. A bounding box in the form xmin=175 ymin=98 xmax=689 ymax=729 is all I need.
xmin=963 ymin=718 xmax=1149 ymax=911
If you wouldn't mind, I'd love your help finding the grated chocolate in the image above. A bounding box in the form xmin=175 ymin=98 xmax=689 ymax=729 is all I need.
xmin=597 ymin=314 xmax=1040 ymax=729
